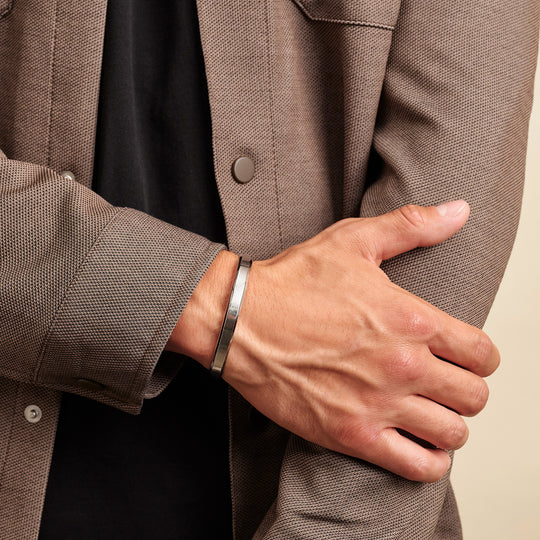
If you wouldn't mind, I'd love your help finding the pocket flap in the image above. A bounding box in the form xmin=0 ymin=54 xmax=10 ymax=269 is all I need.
xmin=292 ymin=0 xmax=400 ymax=28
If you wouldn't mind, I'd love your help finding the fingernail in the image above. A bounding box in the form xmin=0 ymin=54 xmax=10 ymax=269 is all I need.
xmin=436 ymin=200 xmax=467 ymax=217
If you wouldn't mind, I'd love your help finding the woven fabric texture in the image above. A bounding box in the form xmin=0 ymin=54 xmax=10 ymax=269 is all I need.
xmin=0 ymin=159 xmax=223 ymax=413
xmin=0 ymin=0 xmax=223 ymax=535
xmin=0 ymin=0 xmax=538 ymax=538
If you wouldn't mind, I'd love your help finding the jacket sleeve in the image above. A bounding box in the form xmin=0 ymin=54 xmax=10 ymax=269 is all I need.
xmin=0 ymin=157 xmax=224 ymax=414
xmin=255 ymin=0 xmax=539 ymax=538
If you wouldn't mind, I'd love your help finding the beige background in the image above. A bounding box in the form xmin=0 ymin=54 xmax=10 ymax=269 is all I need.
xmin=452 ymin=48 xmax=540 ymax=538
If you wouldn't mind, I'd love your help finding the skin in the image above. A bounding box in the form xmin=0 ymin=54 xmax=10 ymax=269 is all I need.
xmin=167 ymin=200 xmax=500 ymax=483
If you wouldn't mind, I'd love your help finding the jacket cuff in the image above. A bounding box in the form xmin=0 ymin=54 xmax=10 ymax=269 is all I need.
xmin=34 ymin=207 xmax=225 ymax=413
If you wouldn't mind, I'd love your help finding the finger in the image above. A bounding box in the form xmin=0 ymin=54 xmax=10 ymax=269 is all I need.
xmin=421 ymin=353 xmax=490 ymax=416
xmin=358 ymin=201 xmax=470 ymax=264
xmin=369 ymin=428 xmax=451 ymax=483
xmin=395 ymin=395 xmax=469 ymax=450
xmin=428 ymin=311 xmax=500 ymax=377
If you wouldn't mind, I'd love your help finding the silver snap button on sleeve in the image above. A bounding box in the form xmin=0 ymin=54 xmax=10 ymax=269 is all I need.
xmin=24 ymin=405 xmax=42 ymax=424
xmin=60 ymin=170 xmax=76 ymax=182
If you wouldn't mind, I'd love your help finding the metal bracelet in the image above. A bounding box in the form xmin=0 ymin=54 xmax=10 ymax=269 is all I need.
xmin=209 ymin=257 xmax=252 ymax=377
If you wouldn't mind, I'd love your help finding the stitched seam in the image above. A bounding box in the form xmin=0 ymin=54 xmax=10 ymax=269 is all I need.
xmin=45 ymin=0 xmax=59 ymax=168
xmin=0 ymin=0 xmax=14 ymax=19
xmin=309 ymin=17 xmax=393 ymax=30
xmin=264 ymin=0 xmax=284 ymax=251
xmin=33 ymin=207 xmax=127 ymax=382
xmin=294 ymin=1 xmax=394 ymax=30
xmin=0 ymin=382 xmax=23 ymax=491
xmin=228 ymin=388 xmax=237 ymax=540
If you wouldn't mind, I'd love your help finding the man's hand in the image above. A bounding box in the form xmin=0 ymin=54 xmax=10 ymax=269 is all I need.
xmin=169 ymin=201 xmax=499 ymax=482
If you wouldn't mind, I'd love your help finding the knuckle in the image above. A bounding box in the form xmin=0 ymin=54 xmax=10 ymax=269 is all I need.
xmin=405 ymin=452 xmax=449 ymax=483
xmin=464 ymin=379 xmax=490 ymax=416
xmin=388 ymin=348 xmax=425 ymax=383
xmin=331 ymin=417 xmax=378 ymax=455
xmin=472 ymin=332 xmax=496 ymax=376
xmin=404 ymin=454 xmax=433 ymax=482
xmin=396 ymin=205 xmax=426 ymax=232
xmin=442 ymin=420 xmax=469 ymax=450
xmin=402 ymin=310 xmax=436 ymax=340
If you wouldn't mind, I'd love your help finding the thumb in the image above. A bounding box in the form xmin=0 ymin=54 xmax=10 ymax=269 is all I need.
xmin=362 ymin=200 xmax=470 ymax=264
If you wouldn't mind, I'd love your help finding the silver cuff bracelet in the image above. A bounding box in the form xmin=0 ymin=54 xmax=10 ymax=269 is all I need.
xmin=209 ymin=257 xmax=252 ymax=377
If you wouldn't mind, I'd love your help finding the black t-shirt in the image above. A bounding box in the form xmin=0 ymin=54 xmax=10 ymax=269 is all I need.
xmin=39 ymin=2 xmax=232 ymax=538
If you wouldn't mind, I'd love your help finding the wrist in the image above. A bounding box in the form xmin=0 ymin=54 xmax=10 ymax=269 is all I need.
xmin=166 ymin=250 xmax=239 ymax=368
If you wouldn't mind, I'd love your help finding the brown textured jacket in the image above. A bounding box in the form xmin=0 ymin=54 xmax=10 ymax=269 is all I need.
xmin=0 ymin=1 xmax=538 ymax=538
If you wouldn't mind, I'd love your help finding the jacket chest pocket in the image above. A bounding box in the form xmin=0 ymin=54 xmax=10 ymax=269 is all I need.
xmin=0 ymin=0 xmax=13 ymax=20
xmin=291 ymin=0 xmax=401 ymax=29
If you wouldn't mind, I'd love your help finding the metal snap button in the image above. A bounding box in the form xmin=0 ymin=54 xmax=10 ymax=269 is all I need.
xmin=231 ymin=157 xmax=255 ymax=184
xmin=24 ymin=405 xmax=42 ymax=424
xmin=60 ymin=170 xmax=76 ymax=182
